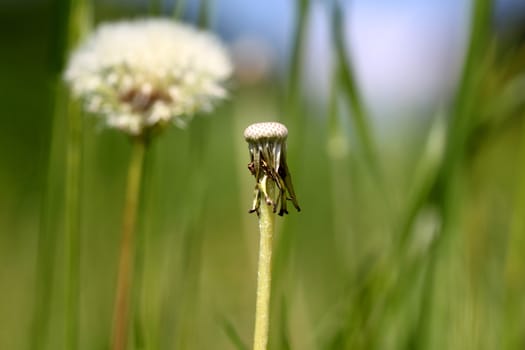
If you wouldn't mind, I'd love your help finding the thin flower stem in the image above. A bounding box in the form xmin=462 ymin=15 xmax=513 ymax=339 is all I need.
xmin=65 ymin=98 xmax=83 ymax=350
xmin=112 ymin=140 xmax=146 ymax=350
xmin=253 ymin=183 xmax=275 ymax=350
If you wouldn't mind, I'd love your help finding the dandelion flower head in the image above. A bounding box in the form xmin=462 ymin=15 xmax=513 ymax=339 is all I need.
xmin=65 ymin=18 xmax=233 ymax=136
xmin=244 ymin=122 xmax=300 ymax=216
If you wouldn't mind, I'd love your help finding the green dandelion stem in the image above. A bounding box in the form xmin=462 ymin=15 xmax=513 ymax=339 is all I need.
xmin=253 ymin=183 xmax=275 ymax=350
xmin=112 ymin=140 xmax=146 ymax=350
xmin=244 ymin=122 xmax=300 ymax=349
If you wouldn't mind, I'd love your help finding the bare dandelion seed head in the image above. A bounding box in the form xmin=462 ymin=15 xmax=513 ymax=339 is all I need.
xmin=244 ymin=122 xmax=300 ymax=216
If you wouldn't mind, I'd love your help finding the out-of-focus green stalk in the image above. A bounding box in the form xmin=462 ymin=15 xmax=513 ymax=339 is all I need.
xmin=503 ymin=111 xmax=525 ymax=348
xmin=198 ymin=0 xmax=212 ymax=29
xmin=413 ymin=0 xmax=493 ymax=347
xmin=64 ymin=98 xmax=82 ymax=350
xmin=332 ymin=2 xmax=381 ymax=184
xmin=218 ymin=316 xmax=249 ymax=350
xmin=173 ymin=0 xmax=186 ymax=19
xmin=327 ymin=64 xmax=343 ymax=150
xmin=133 ymin=145 xmax=160 ymax=350
xmin=436 ymin=0 xmax=492 ymax=249
xmin=173 ymin=122 xmax=209 ymax=349
xmin=277 ymin=297 xmax=292 ymax=350
xmin=149 ymin=0 xmax=162 ymax=15
xmin=385 ymin=117 xmax=445 ymax=348
xmin=396 ymin=116 xmax=445 ymax=250
xmin=287 ymin=0 xmax=310 ymax=119
xmin=326 ymin=62 xmax=355 ymax=262
xmin=64 ymin=1 xmax=92 ymax=348
xmin=31 ymin=0 xmax=75 ymax=345
xmin=173 ymin=215 xmax=205 ymax=349
xmin=31 ymin=0 xmax=91 ymax=348
xmin=439 ymin=0 xmax=492 ymax=185
xmin=31 ymin=80 xmax=64 ymax=350
xmin=67 ymin=0 xmax=92 ymax=49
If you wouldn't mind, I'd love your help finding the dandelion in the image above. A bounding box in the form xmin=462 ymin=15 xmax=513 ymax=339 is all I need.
xmin=65 ymin=18 xmax=232 ymax=138
xmin=64 ymin=18 xmax=232 ymax=350
xmin=244 ymin=122 xmax=300 ymax=216
xmin=244 ymin=122 xmax=300 ymax=350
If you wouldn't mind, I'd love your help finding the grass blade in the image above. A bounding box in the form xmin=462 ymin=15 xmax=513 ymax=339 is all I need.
xmin=414 ymin=0 xmax=493 ymax=347
xmin=287 ymin=0 xmax=310 ymax=118
xmin=331 ymin=1 xmax=380 ymax=183
xmin=198 ymin=0 xmax=212 ymax=29
xmin=217 ymin=316 xmax=248 ymax=350
xmin=173 ymin=0 xmax=186 ymax=20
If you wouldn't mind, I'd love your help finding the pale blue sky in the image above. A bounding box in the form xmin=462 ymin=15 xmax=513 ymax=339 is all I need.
xmin=6 ymin=0 xmax=523 ymax=117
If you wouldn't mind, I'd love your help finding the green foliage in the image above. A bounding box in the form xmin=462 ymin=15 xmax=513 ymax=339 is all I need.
xmin=2 ymin=0 xmax=525 ymax=349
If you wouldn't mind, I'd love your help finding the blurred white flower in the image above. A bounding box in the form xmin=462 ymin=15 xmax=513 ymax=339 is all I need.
xmin=64 ymin=18 xmax=233 ymax=136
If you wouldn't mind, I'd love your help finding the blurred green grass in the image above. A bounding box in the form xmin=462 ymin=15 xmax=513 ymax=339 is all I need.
xmin=2 ymin=0 xmax=525 ymax=349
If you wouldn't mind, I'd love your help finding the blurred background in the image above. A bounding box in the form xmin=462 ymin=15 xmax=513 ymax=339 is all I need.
xmin=2 ymin=0 xmax=525 ymax=349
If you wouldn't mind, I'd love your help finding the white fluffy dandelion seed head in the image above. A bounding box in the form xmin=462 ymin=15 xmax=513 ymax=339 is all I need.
xmin=64 ymin=18 xmax=233 ymax=136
